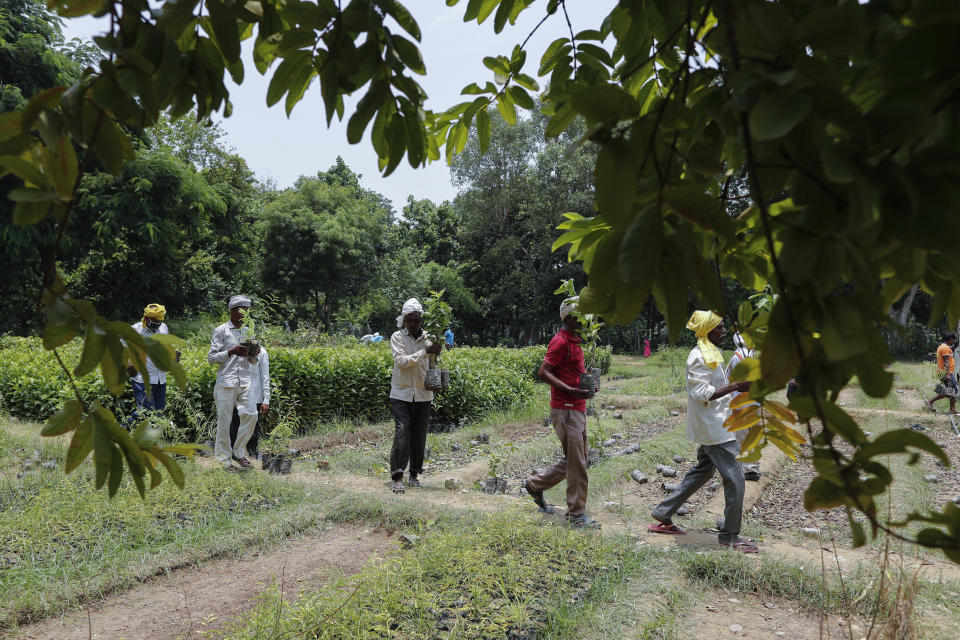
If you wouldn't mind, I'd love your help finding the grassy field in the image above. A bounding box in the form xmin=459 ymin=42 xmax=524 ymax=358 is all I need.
xmin=3 ymin=349 xmax=960 ymax=639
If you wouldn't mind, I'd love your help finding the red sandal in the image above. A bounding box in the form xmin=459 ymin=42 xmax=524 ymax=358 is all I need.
xmin=720 ymin=538 xmax=759 ymax=553
xmin=648 ymin=521 xmax=687 ymax=535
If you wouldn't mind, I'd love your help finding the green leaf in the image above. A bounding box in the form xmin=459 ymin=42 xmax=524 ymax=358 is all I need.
xmin=507 ymin=85 xmax=534 ymax=110
xmin=9 ymin=187 xmax=58 ymax=202
xmin=661 ymin=186 xmax=734 ymax=237
xmin=92 ymin=117 xmax=135 ymax=175
xmin=618 ymin=204 xmax=662 ymax=284
xmin=107 ymin=445 xmax=124 ymax=497
xmin=570 ymin=84 xmax=637 ymax=123
xmin=65 ymin=414 xmax=95 ymax=474
xmin=496 ymin=93 xmax=517 ymax=125
xmin=206 ymin=0 xmax=241 ymax=61
xmin=476 ymin=107 xmax=491 ymax=154
xmin=748 ymin=90 xmax=812 ymax=141
xmin=0 ymin=154 xmax=48 ymax=187
xmin=267 ymin=51 xmax=311 ymax=107
xmin=857 ymin=429 xmax=949 ymax=466
xmin=392 ymin=35 xmax=425 ymax=75
xmin=13 ymin=200 xmax=51 ymax=225
xmin=74 ymin=323 xmax=106 ymax=377
xmin=595 ymin=141 xmax=636 ymax=229
xmin=804 ymin=475 xmax=846 ymax=511
xmin=22 ymin=86 xmax=66 ymax=131
xmin=385 ymin=0 xmax=422 ymax=40
xmin=42 ymin=399 xmax=83 ymax=436
xmin=151 ymin=447 xmax=186 ymax=489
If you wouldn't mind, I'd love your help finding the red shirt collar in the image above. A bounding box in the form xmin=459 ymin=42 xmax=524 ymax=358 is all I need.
xmin=560 ymin=328 xmax=582 ymax=343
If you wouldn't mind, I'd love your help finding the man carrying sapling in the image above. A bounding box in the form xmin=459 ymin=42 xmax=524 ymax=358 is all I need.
xmin=388 ymin=298 xmax=443 ymax=493
xmin=208 ymin=295 xmax=259 ymax=471
xmin=523 ymin=296 xmax=599 ymax=529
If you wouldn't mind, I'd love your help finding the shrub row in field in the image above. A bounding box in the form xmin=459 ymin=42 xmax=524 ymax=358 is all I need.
xmin=0 ymin=337 xmax=608 ymax=437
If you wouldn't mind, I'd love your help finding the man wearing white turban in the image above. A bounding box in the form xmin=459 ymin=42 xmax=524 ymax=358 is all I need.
xmin=648 ymin=311 xmax=758 ymax=553
xmin=388 ymin=298 xmax=442 ymax=493
xmin=522 ymin=296 xmax=599 ymax=528
xmin=207 ymin=295 xmax=258 ymax=471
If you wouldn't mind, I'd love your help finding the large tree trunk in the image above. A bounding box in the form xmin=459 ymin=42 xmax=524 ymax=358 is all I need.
xmin=892 ymin=284 xmax=919 ymax=325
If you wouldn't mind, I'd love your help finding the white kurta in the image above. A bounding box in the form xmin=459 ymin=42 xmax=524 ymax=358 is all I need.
xmin=686 ymin=346 xmax=736 ymax=446
xmin=130 ymin=321 xmax=169 ymax=384
xmin=389 ymin=329 xmax=434 ymax=402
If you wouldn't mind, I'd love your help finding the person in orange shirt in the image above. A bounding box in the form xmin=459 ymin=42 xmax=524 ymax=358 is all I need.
xmin=927 ymin=333 xmax=958 ymax=414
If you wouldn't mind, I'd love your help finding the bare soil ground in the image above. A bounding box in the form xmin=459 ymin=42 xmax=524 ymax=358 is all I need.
xmin=11 ymin=526 xmax=394 ymax=640
xmin=680 ymin=589 xmax=860 ymax=640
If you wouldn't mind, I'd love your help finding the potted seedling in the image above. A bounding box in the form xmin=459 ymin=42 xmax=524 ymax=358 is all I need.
xmin=555 ymin=280 xmax=605 ymax=397
xmin=421 ymin=290 xmax=454 ymax=391
xmin=235 ymin=307 xmax=261 ymax=364
xmin=259 ymin=412 xmax=297 ymax=475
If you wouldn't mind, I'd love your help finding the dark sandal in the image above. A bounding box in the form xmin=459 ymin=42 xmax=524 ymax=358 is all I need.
xmin=237 ymin=457 xmax=252 ymax=468
xmin=524 ymin=480 xmax=556 ymax=514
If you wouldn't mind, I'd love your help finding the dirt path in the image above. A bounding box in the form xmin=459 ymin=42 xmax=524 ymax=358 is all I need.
xmin=12 ymin=526 xmax=394 ymax=640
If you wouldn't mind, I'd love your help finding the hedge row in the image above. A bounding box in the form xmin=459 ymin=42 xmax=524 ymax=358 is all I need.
xmin=0 ymin=336 xmax=611 ymax=438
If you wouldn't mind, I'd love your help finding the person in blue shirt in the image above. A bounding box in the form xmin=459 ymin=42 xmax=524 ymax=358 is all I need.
xmin=443 ymin=326 xmax=455 ymax=349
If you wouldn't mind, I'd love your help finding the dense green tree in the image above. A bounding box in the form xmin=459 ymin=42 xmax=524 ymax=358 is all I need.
xmin=451 ymin=109 xmax=595 ymax=344
xmin=62 ymin=152 xmax=228 ymax=318
xmin=261 ymin=160 xmax=390 ymax=328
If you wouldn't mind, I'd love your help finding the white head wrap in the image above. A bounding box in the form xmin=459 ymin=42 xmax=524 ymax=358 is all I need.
xmin=228 ymin=295 xmax=251 ymax=310
xmin=560 ymin=296 xmax=579 ymax=321
xmin=732 ymin=332 xmax=754 ymax=356
xmin=396 ymin=298 xmax=423 ymax=328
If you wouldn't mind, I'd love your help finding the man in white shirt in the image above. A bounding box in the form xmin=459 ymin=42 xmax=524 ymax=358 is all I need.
xmin=230 ymin=346 xmax=270 ymax=458
xmin=388 ymin=298 xmax=442 ymax=493
xmin=648 ymin=311 xmax=758 ymax=553
xmin=208 ymin=295 xmax=259 ymax=470
xmin=127 ymin=303 xmax=173 ymax=420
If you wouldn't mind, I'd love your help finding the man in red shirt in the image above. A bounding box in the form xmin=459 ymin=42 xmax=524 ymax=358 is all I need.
xmin=523 ymin=296 xmax=598 ymax=528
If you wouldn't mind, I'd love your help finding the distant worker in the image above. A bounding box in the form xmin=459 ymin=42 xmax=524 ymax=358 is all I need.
xmin=523 ymin=296 xmax=599 ymax=529
xmin=643 ymin=338 xmax=652 ymax=358
xmin=127 ymin=303 xmax=175 ymax=420
xmin=230 ymin=345 xmax=270 ymax=460
xmin=725 ymin=333 xmax=761 ymax=481
xmin=928 ymin=333 xmax=958 ymax=415
xmin=648 ymin=311 xmax=757 ymax=553
xmin=444 ymin=326 xmax=455 ymax=349
xmin=208 ymin=295 xmax=259 ymax=471
xmin=388 ymin=298 xmax=442 ymax=493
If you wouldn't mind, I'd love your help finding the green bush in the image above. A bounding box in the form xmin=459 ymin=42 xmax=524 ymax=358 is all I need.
xmin=0 ymin=336 xmax=545 ymax=438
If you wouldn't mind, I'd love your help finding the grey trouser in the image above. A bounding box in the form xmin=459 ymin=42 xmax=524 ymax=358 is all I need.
xmin=389 ymin=399 xmax=430 ymax=481
xmin=652 ymin=440 xmax=745 ymax=543
xmin=734 ymin=428 xmax=760 ymax=475
xmin=526 ymin=408 xmax=588 ymax=517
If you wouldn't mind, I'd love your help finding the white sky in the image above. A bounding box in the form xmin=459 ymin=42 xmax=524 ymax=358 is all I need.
xmin=62 ymin=1 xmax=615 ymax=212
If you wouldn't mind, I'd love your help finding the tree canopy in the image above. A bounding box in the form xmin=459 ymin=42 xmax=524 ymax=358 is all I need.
xmin=2 ymin=0 xmax=959 ymax=561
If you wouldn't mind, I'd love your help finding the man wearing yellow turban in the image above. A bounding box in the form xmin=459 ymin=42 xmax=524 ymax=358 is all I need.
xmin=128 ymin=303 xmax=170 ymax=419
xmin=647 ymin=311 xmax=759 ymax=553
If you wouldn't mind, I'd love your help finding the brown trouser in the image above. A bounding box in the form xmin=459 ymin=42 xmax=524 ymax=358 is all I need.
xmin=526 ymin=408 xmax=588 ymax=516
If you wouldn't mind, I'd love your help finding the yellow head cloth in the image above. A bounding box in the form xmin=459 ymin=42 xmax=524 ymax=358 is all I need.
xmin=142 ymin=303 xmax=166 ymax=327
xmin=686 ymin=310 xmax=724 ymax=370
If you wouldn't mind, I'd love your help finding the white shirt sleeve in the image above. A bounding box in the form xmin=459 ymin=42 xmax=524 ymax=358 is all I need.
xmin=260 ymin=349 xmax=270 ymax=404
xmin=208 ymin=325 xmax=229 ymax=364
xmin=391 ymin=331 xmax=426 ymax=370
xmin=688 ymin=355 xmax=717 ymax=403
